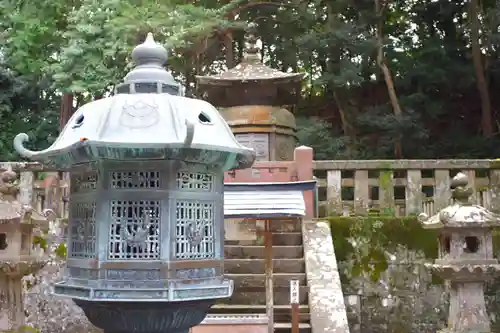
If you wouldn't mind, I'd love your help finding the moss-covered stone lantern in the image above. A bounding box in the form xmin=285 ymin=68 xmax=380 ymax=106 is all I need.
xmin=13 ymin=33 xmax=255 ymax=333
xmin=419 ymin=172 xmax=500 ymax=333
xmin=196 ymin=23 xmax=304 ymax=161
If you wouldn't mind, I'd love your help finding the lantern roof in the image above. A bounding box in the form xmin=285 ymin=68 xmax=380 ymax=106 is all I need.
xmin=196 ymin=23 xmax=304 ymax=86
xmin=13 ymin=33 xmax=256 ymax=171
xmin=0 ymin=167 xmax=48 ymax=225
xmin=418 ymin=172 xmax=500 ymax=229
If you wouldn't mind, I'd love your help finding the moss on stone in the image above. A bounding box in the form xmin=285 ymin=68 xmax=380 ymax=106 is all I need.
xmin=328 ymin=215 xmax=500 ymax=282
xmin=329 ymin=216 xmax=438 ymax=260
xmin=379 ymin=170 xmax=392 ymax=190
xmin=490 ymin=159 xmax=500 ymax=169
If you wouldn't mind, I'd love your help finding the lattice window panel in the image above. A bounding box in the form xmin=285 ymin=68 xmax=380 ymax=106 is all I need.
xmin=110 ymin=171 xmax=160 ymax=189
xmin=176 ymin=171 xmax=214 ymax=192
xmin=69 ymin=202 xmax=96 ymax=258
xmin=175 ymin=200 xmax=215 ymax=260
xmin=108 ymin=200 xmax=160 ymax=260
xmin=71 ymin=171 xmax=98 ymax=193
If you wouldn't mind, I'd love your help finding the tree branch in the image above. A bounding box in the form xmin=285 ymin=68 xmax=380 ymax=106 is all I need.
xmin=374 ymin=0 xmax=403 ymax=158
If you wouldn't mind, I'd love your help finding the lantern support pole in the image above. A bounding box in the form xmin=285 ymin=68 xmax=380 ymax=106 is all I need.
xmin=290 ymin=279 xmax=299 ymax=333
xmin=264 ymin=219 xmax=274 ymax=333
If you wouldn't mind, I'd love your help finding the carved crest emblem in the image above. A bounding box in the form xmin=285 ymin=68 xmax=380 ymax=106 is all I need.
xmin=119 ymin=100 xmax=160 ymax=129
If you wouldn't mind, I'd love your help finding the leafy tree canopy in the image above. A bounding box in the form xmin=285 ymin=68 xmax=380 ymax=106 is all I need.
xmin=1 ymin=0 xmax=500 ymax=160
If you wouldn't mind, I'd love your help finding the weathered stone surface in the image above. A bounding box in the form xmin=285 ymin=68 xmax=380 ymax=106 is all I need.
xmin=302 ymin=220 xmax=350 ymax=333
xmin=313 ymin=159 xmax=495 ymax=170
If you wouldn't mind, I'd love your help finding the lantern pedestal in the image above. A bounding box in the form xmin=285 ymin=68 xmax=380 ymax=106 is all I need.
xmin=0 ymin=260 xmax=47 ymax=331
xmin=74 ymin=299 xmax=215 ymax=333
xmin=429 ymin=264 xmax=500 ymax=332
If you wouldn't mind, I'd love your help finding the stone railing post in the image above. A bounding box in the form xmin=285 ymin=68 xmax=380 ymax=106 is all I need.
xmin=489 ymin=164 xmax=500 ymax=213
xmin=294 ymin=146 xmax=314 ymax=218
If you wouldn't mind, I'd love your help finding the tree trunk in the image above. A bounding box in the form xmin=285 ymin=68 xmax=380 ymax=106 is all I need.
xmin=59 ymin=93 xmax=74 ymax=130
xmin=223 ymin=30 xmax=235 ymax=69
xmin=375 ymin=0 xmax=403 ymax=159
xmin=469 ymin=0 xmax=493 ymax=137
xmin=326 ymin=5 xmax=357 ymax=155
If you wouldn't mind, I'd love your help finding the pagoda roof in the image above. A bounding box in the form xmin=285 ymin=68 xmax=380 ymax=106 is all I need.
xmin=196 ymin=23 xmax=304 ymax=86
xmin=196 ymin=61 xmax=304 ymax=85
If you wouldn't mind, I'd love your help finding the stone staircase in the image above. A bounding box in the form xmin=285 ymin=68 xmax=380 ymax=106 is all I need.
xmin=210 ymin=218 xmax=311 ymax=332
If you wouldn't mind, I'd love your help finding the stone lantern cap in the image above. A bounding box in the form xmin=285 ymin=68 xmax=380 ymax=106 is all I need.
xmin=0 ymin=167 xmax=49 ymax=225
xmin=418 ymin=172 xmax=500 ymax=229
xmin=13 ymin=33 xmax=256 ymax=171
xmin=196 ymin=23 xmax=304 ymax=86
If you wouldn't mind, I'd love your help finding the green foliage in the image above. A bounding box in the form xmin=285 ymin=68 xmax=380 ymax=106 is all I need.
xmin=295 ymin=116 xmax=344 ymax=159
xmin=2 ymin=0 xmax=500 ymax=159
xmin=48 ymin=0 xmax=246 ymax=94
xmin=54 ymin=243 xmax=67 ymax=258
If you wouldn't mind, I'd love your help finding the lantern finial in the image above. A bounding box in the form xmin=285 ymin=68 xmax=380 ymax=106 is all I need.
xmin=122 ymin=32 xmax=178 ymax=90
xmin=131 ymin=32 xmax=168 ymax=66
xmin=451 ymin=172 xmax=472 ymax=204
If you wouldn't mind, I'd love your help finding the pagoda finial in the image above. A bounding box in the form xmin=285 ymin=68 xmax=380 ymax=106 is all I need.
xmin=243 ymin=22 xmax=261 ymax=64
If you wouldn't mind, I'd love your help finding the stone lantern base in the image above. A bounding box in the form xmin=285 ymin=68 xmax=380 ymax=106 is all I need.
xmin=74 ymin=299 xmax=215 ymax=333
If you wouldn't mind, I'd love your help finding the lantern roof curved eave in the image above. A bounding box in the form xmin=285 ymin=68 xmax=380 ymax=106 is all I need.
xmin=12 ymin=139 xmax=255 ymax=171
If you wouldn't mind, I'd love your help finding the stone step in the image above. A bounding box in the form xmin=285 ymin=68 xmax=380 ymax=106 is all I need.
xmin=225 ymin=218 xmax=302 ymax=233
xmin=274 ymin=322 xmax=312 ymax=333
xmin=224 ymin=259 xmax=305 ymax=274
xmin=259 ymin=218 xmax=302 ymax=232
xmin=226 ymin=232 xmax=303 ymax=246
xmin=226 ymin=273 xmax=306 ymax=288
xmin=224 ymin=245 xmax=303 ymax=259
xmin=209 ymin=305 xmax=310 ymax=323
xmin=273 ymin=311 xmax=310 ymax=323
xmin=211 ymin=304 xmax=309 ymax=312
xmin=227 ymin=286 xmax=309 ymax=305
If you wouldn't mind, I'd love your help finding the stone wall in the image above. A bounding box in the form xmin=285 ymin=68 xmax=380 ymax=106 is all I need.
xmin=341 ymin=259 xmax=500 ymax=333
xmin=340 ymin=256 xmax=448 ymax=333
xmin=330 ymin=216 xmax=500 ymax=333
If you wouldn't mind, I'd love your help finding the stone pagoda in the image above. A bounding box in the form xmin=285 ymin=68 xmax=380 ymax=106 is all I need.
xmin=419 ymin=172 xmax=500 ymax=332
xmin=196 ymin=23 xmax=304 ymax=161
xmin=0 ymin=166 xmax=51 ymax=331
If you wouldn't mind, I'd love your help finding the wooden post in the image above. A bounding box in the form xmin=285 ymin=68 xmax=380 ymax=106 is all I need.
xmin=294 ymin=146 xmax=314 ymax=218
xmin=290 ymin=279 xmax=299 ymax=333
xmin=264 ymin=219 xmax=274 ymax=333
